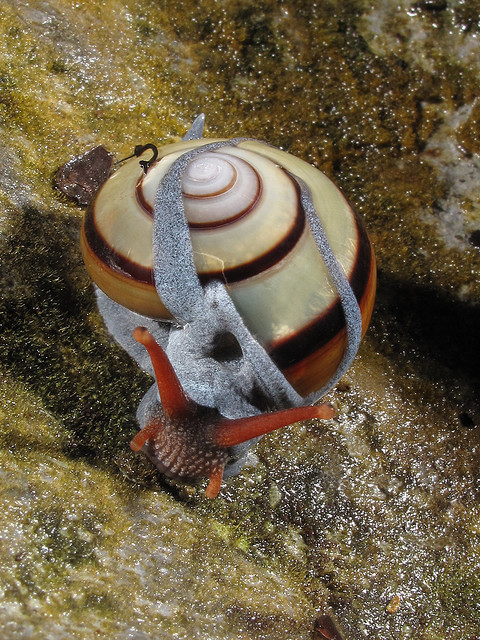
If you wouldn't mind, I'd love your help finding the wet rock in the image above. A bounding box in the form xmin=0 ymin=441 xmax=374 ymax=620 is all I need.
xmin=0 ymin=0 xmax=479 ymax=638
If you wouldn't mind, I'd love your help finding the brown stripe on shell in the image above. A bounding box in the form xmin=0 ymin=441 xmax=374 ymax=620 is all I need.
xmin=268 ymin=212 xmax=374 ymax=371
xmin=85 ymin=176 xmax=301 ymax=287
xmin=136 ymin=175 xmax=154 ymax=218
xmin=83 ymin=203 xmax=154 ymax=285
xmin=282 ymin=252 xmax=376 ymax=396
xmin=186 ymin=177 xmax=262 ymax=229
xmin=198 ymin=176 xmax=305 ymax=283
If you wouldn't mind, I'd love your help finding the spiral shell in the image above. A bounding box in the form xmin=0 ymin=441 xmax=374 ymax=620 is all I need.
xmin=81 ymin=139 xmax=376 ymax=396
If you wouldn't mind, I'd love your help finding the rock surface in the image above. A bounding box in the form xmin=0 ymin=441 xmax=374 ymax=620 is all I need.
xmin=0 ymin=1 xmax=479 ymax=638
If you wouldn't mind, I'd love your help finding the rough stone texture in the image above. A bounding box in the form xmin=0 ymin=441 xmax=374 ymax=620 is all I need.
xmin=0 ymin=1 xmax=479 ymax=639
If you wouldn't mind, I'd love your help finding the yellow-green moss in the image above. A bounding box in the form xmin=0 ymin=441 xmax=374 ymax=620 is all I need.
xmin=1 ymin=0 xmax=480 ymax=638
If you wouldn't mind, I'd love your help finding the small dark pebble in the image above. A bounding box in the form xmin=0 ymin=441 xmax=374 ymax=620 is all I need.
xmin=411 ymin=0 xmax=447 ymax=11
xmin=314 ymin=614 xmax=345 ymax=640
xmin=54 ymin=145 xmax=114 ymax=206
xmin=468 ymin=229 xmax=480 ymax=248
xmin=459 ymin=412 xmax=476 ymax=429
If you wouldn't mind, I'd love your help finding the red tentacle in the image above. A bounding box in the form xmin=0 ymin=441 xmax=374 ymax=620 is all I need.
xmin=133 ymin=327 xmax=191 ymax=419
xmin=215 ymin=404 xmax=335 ymax=448
xmin=205 ymin=464 xmax=225 ymax=499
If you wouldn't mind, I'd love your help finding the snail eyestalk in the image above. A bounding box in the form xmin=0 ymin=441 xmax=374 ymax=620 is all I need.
xmin=214 ymin=404 xmax=335 ymax=448
xmin=133 ymin=326 xmax=190 ymax=418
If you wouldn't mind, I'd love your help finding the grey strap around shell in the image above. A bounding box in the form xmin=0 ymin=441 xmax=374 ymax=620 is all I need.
xmin=95 ymin=288 xmax=170 ymax=377
xmin=152 ymin=133 xmax=362 ymax=409
xmin=152 ymin=137 xmax=305 ymax=417
xmin=182 ymin=113 xmax=206 ymax=141
xmin=299 ymin=182 xmax=363 ymax=405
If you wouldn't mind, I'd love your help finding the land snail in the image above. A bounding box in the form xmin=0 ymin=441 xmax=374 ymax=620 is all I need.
xmin=80 ymin=115 xmax=376 ymax=498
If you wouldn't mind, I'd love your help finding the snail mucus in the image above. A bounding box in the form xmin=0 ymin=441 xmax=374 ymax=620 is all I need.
xmin=79 ymin=115 xmax=376 ymax=498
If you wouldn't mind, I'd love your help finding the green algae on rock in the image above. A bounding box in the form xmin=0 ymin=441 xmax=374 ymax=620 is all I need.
xmin=0 ymin=401 xmax=318 ymax=639
xmin=1 ymin=0 xmax=480 ymax=638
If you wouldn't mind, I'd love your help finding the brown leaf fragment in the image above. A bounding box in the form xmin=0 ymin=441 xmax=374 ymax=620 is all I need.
xmin=54 ymin=145 xmax=113 ymax=206
xmin=314 ymin=613 xmax=345 ymax=640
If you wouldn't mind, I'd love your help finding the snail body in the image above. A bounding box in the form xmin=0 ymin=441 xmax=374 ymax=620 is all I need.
xmin=81 ymin=138 xmax=375 ymax=397
xmin=130 ymin=326 xmax=335 ymax=498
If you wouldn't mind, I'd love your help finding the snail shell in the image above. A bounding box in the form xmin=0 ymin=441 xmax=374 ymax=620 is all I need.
xmin=81 ymin=139 xmax=376 ymax=397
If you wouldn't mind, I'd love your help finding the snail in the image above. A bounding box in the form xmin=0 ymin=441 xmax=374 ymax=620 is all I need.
xmin=79 ymin=116 xmax=376 ymax=497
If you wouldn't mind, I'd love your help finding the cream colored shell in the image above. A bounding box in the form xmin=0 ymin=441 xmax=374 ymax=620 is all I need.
xmin=81 ymin=139 xmax=376 ymax=396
